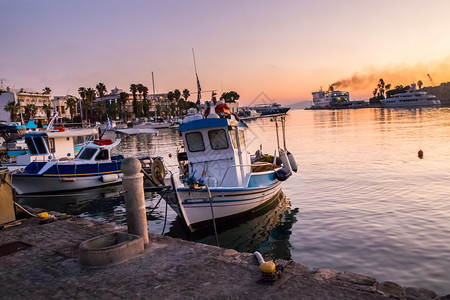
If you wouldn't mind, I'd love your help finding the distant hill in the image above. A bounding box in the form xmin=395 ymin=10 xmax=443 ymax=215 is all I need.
xmin=287 ymin=100 xmax=312 ymax=110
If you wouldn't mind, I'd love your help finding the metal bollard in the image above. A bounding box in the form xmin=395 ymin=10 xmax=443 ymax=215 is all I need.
xmin=121 ymin=158 xmax=149 ymax=247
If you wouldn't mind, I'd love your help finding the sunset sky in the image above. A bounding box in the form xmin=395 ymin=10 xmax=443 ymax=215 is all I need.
xmin=1 ymin=0 xmax=450 ymax=105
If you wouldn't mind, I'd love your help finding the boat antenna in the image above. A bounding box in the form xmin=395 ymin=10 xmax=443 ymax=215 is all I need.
xmin=192 ymin=48 xmax=202 ymax=112
xmin=152 ymin=71 xmax=157 ymax=118
xmin=281 ymin=115 xmax=287 ymax=150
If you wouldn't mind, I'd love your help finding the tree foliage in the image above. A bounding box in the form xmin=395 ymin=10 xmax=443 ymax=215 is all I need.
xmin=221 ymin=91 xmax=240 ymax=103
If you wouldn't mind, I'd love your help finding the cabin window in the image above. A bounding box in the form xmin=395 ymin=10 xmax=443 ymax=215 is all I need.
xmin=229 ymin=130 xmax=238 ymax=148
xmin=239 ymin=130 xmax=246 ymax=147
xmin=95 ymin=149 xmax=109 ymax=161
xmin=34 ymin=137 xmax=47 ymax=154
xmin=209 ymin=129 xmax=229 ymax=150
xmin=185 ymin=132 xmax=205 ymax=152
xmin=25 ymin=137 xmax=38 ymax=154
xmin=77 ymin=148 xmax=97 ymax=160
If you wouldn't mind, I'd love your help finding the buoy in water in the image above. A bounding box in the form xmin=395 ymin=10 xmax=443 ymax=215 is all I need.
xmin=418 ymin=149 xmax=424 ymax=159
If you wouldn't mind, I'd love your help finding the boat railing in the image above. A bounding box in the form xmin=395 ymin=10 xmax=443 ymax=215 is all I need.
xmin=219 ymin=162 xmax=273 ymax=187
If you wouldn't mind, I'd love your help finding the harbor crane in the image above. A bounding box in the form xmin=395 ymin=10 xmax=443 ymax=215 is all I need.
xmin=427 ymin=74 xmax=435 ymax=86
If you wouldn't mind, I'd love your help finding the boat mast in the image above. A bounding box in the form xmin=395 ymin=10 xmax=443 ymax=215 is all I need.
xmin=192 ymin=48 xmax=202 ymax=112
xmin=152 ymin=72 xmax=156 ymax=118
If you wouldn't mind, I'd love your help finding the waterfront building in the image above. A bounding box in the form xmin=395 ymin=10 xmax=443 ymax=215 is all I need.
xmin=0 ymin=88 xmax=17 ymax=122
xmin=52 ymin=95 xmax=78 ymax=119
xmin=16 ymin=89 xmax=52 ymax=120
xmin=1 ymin=87 xmax=52 ymax=123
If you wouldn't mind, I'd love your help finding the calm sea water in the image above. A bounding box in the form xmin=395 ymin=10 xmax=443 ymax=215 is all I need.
xmin=19 ymin=108 xmax=450 ymax=295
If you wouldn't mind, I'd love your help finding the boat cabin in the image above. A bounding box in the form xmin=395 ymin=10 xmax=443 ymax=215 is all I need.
xmin=75 ymin=139 xmax=121 ymax=162
xmin=16 ymin=128 xmax=98 ymax=166
xmin=178 ymin=115 xmax=251 ymax=188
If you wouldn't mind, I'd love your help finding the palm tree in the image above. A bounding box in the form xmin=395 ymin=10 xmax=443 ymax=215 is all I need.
xmin=43 ymin=87 xmax=52 ymax=94
xmin=167 ymin=91 xmax=175 ymax=117
xmin=25 ymin=104 xmax=37 ymax=121
xmin=96 ymin=82 xmax=107 ymax=100
xmin=78 ymin=87 xmax=87 ymax=100
xmin=417 ymin=80 xmax=423 ymax=89
xmin=141 ymin=85 xmax=150 ymax=117
xmin=84 ymin=88 xmax=97 ymax=121
xmin=182 ymin=89 xmax=190 ymax=101
xmin=174 ymin=89 xmax=182 ymax=116
xmin=137 ymin=83 xmax=145 ymax=117
xmin=373 ymin=88 xmax=378 ymax=97
xmin=109 ymin=102 xmax=119 ymax=120
xmin=78 ymin=87 xmax=87 ymax=121
xmin=65 ymin=97 xmax=77 ymax=121
xmin=119 ymin=92 xmax=129 ymax=120
xmin=385 ymin=83 xmax=391 ymax=91
xmin=130 ymin=84 xmax=138 ymax=118
xmin=42 ymin=103 xmax=53 ymax=122
xmin=155 ymin=104 xmax=161 ymax=117
xmin=4 ymin=101 xmax=21 ymax=122
xmin=94 ymin=101 xmax=106 ymax=122
xmin=377 ymin=78 xmax=385 ymax=98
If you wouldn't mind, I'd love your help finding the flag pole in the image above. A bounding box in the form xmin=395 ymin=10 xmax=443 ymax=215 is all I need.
xmin=192 ymin=48 xmax=202 ymax=112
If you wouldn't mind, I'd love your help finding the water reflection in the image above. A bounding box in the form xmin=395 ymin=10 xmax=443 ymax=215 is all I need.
xmin=165 ymin=191 xmax=298 ymax=257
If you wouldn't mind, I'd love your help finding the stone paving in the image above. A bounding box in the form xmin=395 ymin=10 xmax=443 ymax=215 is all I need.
xmin=0 ymin=216 xmax=445 ymax=299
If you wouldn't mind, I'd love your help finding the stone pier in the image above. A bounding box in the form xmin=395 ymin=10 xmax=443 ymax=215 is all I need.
xmin=0 ymin=213 xmax=445 ymax=299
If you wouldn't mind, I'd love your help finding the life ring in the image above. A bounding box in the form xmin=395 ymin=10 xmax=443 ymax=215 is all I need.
xmin=151 ymin=159 xmax=165 ymax=185
xmin=215 ymin=103 xmax=230 ymax=117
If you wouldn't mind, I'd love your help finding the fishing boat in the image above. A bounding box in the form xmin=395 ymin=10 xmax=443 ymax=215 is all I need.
xmin=11 ymin=138 xmax=124 ymax=194
xmin=164 ymin=104 xmax=297 ymax=231
xmin=3 ymin=126 xmax=97 ymax=171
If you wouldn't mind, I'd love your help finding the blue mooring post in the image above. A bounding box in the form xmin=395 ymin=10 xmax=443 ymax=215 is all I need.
xmin=121 ymin=158 xmax=149 ymax=247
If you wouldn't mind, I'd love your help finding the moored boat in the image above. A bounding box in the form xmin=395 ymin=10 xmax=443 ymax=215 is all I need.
xmin=311 ymin=87 xmax=350 ymax=108
xmin=11 ymin=139 xmax=124 ymax=194
xmin=164 ymin=103 xmax=296 ymax=231
xmin=380 ymin=83 xmax=441 ymax=108
xmin=248 ymin=103 xmax=290 ymax=116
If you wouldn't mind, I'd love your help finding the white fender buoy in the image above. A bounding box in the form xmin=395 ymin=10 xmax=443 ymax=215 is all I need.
xmin=287 ymin=151 xmax=297 ymax=173
xmin=99 ymin=174 xmax=119 ymax=183
xmin=279 ymin=149 xmax=292 ymax=175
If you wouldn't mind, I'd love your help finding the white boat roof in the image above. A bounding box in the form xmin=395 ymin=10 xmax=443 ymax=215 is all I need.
xmin=23 ymin=128 xmax=97 ymax=138
xmin=45 ymin=128 xmax=98 ymax=137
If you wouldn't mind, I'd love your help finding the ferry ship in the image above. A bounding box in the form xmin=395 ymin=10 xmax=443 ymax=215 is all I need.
xmin=311 ymin=87 xmax=350 ymax=108
xmin=380 ymin=83 xmax=440 ymax=108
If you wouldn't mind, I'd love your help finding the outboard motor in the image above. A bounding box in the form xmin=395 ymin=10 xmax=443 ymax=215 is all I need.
xmin=275 ymin=149 xmax=292 ymax=181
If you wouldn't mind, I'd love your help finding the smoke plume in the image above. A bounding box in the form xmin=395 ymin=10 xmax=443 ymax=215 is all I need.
xmin=331 ymin=56 xmax=450 ymax=90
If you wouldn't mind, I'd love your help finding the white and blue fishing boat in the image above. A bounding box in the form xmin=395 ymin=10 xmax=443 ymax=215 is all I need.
xmin=4 ymin=126 xmax=97 ymax=172
xmin=11 ymin=138 xmax=124 ymax=194
xmin=165 ymin=105 xmax=297 ymax=231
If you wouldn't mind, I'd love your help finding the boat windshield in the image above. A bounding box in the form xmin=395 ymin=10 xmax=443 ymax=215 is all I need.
xmin=185 ymin=132 xmax=205 ymax=152
xmin=77 ymin=148 xmax=97 ymax=160
xmin=95 ymin=149 xmax=109 ymax=161
xmin=208 ymin=129 xmax=229 ymax=150
xmin=25 ymin=137 xmax=38 ymax=154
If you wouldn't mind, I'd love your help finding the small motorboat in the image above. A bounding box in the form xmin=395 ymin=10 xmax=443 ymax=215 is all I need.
xmin=11 ymin=138 xmax=124 ymax=194
xmin=164 ymin=101 xmax=296 ymax=231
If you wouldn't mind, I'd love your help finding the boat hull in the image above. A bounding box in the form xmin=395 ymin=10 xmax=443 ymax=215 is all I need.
xmin=381 ymin=100 xmax=441 ymax=108
xmin=165 ymin=180 xmax=282 ymax=230
xmin=11 ymin=173 xmax=122 ymax=194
